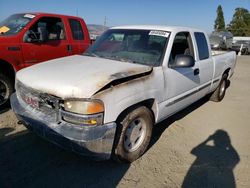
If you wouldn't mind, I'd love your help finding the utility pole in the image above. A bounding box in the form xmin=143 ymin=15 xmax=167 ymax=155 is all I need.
xmin=103 ymin=16 xmax=107 ymax=32
xmin=104 ymin=16 xmax=107 ymax=27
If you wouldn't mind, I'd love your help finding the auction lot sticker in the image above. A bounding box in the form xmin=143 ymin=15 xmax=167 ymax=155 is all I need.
xmin=24 ymin=14 xmax=36 ymax=19
xmin=0 ymin=26 xmax=10 ymax=33
xmin=149 ymin=30 xmax=170 ymax=37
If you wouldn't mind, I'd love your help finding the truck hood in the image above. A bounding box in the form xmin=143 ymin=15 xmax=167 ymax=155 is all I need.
xmin=0 ymin=35 xmax=16 ymax=41
xmin=16 ymin=55 xmax=152 ymax=99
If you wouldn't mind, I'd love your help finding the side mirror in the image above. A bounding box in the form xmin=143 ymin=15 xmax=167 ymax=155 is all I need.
xmin=170 ymin=55 xmax=195 ymax=68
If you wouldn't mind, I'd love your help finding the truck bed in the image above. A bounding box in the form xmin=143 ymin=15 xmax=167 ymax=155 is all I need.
xmin=211 ymin=51 xmax=237 ymax=83
xmin=211 ymin=50 xmax=231 ymax=56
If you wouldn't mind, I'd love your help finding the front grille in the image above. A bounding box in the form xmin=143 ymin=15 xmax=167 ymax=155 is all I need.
xmin=16 ymin=81 xmax=60 ymax=119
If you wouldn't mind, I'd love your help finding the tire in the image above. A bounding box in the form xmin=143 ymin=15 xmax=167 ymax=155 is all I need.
xmin=210 ymin=74 xmax=228 ymax=102
xmin=0 ymin=73 xmax=14 ymax=108
xmin=245 ymin=49 xmax=249 ymax=55
xmin=242 ymin=49 xmax=246 ymax=55
xmin=113 ymin=106 xmax=153 ymax=163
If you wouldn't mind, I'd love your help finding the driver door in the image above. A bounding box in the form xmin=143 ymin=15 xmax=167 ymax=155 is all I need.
xmin=159 ymin=32 xmax=201 ymax=120
xmin=21 ymin=16 xmax=71 ymax=68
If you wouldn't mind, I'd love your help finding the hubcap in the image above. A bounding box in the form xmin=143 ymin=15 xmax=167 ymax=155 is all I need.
xmin=0 ymin=80 xmax=8 ymax=106
xmin=219 ymin=80 xmax=226 ymax=97
xmin=124 ymin=117 xmax=146 ymax=152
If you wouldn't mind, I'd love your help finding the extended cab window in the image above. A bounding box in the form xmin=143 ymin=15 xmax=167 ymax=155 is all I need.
xmin=25 ymin=17 xmax=65 ymax=42
xmin=69 ymin=19 xmax=84 ymax=40
xmin=195 ymin=32 xmax=209 ymax=60
xmin=169 ymin=32 xmax=194 ymax=65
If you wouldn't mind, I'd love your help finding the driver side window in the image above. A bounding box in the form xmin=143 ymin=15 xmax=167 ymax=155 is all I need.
xmin=169 ymin=32 xmax=194 ymax=65
xmin=24 ymin=17 xmax=65 ymax=42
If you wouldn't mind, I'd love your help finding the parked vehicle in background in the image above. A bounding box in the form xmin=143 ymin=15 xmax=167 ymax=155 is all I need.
xmin=0 ymin=13 xmax=91 ymax=108
xmin=232 ymin=40 xmax=250 ymax=55
xmin=209 ymin=31 xmax=233 ymax=50
xmin=11 ymin=25 xmax=236 ymax=162
xmin=233 ymin=36 xmax=250 ymax=44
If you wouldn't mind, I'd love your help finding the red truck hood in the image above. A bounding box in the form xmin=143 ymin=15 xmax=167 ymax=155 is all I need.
xmin=0 ymin=34 xmax=17 ymax=41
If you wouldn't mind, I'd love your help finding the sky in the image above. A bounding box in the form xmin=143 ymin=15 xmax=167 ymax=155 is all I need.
xmin=1 ymin=0 xmax=250 ymax=34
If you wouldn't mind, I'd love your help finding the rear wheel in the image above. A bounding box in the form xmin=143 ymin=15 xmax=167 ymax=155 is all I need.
xmin=245 ymin=48 xmax=249 ymax=55
xmin=0 ymin=73 xmax=14 ymax=108
xmin=210 ymin=74 xmax=228 ymax=102
xmin=113 ymin=106 xmax=153 ymax=162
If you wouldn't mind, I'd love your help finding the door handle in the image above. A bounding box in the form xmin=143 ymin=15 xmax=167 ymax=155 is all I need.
xmin=194 ymin=68 xmax=200 ymax=75
xmin=67 ymin=45 xmax=72 ymax=52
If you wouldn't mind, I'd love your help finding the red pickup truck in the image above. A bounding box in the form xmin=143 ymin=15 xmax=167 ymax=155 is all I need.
xmin=0 ymin=12 xmax=91 ymax=108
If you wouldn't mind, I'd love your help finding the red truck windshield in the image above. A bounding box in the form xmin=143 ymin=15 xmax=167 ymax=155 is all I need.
xmin=0 ymin=13 xmax=35 ymax=35
xmin=85 ymin=29 xmax=169 ymax=66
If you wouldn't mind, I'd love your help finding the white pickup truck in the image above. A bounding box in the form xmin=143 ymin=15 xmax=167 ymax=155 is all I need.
xmin=11 ymin=25 xmax=236 ymax=162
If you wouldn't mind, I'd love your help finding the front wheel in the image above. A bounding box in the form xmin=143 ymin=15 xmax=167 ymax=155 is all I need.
xmin=0 ymin=73 xmax=14 ymax=108
xmin=210 ymin=74 xmax=228 ymax=102
xmin=113 ymin=106 xmax=153 ymax=162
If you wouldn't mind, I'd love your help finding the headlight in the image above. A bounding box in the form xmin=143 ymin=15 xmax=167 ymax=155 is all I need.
xmin=62 ymin=100 xmax=104 ymax=126
xmin=64 ymin=100 xmax=104 ymax=115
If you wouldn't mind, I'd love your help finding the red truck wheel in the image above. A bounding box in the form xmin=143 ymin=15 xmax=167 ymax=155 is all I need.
xmin=0 ymin=73 xmax=14 ymax=108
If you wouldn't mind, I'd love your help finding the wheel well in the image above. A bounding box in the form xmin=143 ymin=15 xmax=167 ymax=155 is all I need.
xmin=223 ymin=68 xmax=230 ymax=78
xmin=0 ymin=60 xmax=15 ymax=83
xmin=116 ymin=99 xmax=156 ymax=124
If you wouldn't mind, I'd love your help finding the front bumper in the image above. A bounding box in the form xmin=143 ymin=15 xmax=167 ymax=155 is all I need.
xmin=10 ymin=94 xmax=117 ymax=160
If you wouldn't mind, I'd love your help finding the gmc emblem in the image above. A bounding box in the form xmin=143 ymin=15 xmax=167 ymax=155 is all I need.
xmin=22 ymin=95 xmax=39 ymax=108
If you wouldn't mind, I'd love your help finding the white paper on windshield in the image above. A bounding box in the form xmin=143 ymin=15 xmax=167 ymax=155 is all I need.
xmin=24 ymin=14 xmax=36 ymax=19
xmin=149 ymin=30 xmax=170 ymax=38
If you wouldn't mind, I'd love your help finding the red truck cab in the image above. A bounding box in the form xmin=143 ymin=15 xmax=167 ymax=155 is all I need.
xmin=0 ymin=13 xmax=91 ymax=108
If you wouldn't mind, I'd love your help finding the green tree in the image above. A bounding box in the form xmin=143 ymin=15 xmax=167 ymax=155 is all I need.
xmin=227 ymin=8 xmax=250 ymax=36
xmin=214 ymin=5 xmax=226 ymax=31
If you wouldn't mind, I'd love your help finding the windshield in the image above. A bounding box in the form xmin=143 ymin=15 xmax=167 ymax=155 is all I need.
xmin=85 ymin=29 xmax=169 ymax=66
xmin=0 ymin=14 xmax=35 ymax=35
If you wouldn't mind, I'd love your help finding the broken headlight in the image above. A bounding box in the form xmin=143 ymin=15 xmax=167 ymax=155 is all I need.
xmin=62 ymin=100 xmax=104 ymax=126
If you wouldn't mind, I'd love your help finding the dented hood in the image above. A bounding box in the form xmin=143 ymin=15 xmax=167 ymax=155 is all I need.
xmin=16 ymin=55 xmax=152 ymax=99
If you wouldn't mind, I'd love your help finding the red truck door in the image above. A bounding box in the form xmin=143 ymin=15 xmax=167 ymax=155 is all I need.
xmin=21 ymin=16 xmax=72 ymax=67
xmin=67 ymin=18 xmax=90 ymax=54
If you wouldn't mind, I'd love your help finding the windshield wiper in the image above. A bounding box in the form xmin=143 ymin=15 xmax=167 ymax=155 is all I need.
xmin=83 ymin=52 xmax=100 ymax=58
xmin=84 ymin=53 xmax=143 ymax=65
xmin=104 ymin=55 xmax=140 ymax=64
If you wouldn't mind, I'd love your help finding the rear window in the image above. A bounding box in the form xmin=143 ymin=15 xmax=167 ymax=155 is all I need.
xmin=195 ymin=32 xmax=209 ymax=60
xmin=69 ymin=19 xmax=84 ymax=40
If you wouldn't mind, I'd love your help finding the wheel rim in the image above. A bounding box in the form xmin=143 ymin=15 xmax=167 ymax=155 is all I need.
xmin=219 ymin=79 xmax=226 ymax=97
xmin=0 ymin=80 xmax=9 ymax=106
xmin=123 ymin=117 xmax=146 ymax=152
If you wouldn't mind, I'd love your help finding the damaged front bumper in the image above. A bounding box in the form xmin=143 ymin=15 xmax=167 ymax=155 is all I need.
xmin=10 ymin=94 xmax=117 ymax=160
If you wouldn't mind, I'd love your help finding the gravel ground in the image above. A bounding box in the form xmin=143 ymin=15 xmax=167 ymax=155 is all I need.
xmin=0 ymin=56 xmax=249 ymax=188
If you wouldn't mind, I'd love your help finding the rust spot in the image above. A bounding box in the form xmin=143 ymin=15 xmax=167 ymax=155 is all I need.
xmin=94 ymin=67 xmax=153 ymax=95
xmin=109 ymin=67 xmax=152 ymax=80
